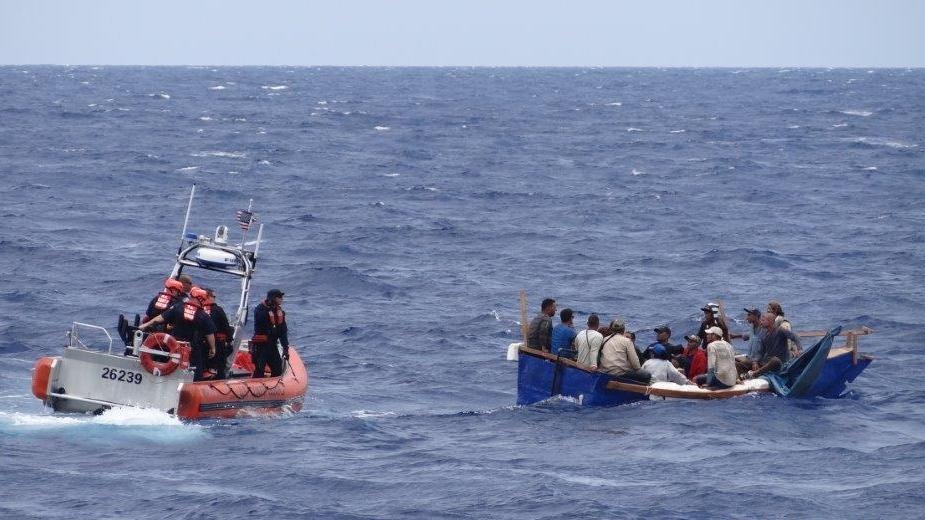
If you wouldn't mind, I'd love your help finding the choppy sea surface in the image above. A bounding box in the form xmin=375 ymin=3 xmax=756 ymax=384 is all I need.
xmin=1 ymin=67 xmax=923 ymax=519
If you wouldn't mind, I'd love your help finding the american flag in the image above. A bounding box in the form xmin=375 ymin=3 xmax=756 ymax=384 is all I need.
xmin=235 ymin=209 xmax=256 ymax=231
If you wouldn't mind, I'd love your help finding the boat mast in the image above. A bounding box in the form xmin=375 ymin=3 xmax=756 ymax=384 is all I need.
xmin=177 ymin=184 xmax=196 ymax=254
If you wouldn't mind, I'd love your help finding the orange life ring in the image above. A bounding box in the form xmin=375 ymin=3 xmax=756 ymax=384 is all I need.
xmin=140 ymin=332 xmax=182 ymax=376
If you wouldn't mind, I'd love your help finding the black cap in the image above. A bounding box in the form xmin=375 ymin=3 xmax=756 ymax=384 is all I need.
xmin=744 ymin=307 xmax=761 ymax=316
xmin=653 ymin=325 xmax=671 ymax=335
xmin=267 ymin=289 xmax=285 ymax=299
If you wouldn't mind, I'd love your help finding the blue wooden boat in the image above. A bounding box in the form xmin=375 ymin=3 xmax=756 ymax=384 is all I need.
xmin=514 ymin=327 xmax=873 ymax=406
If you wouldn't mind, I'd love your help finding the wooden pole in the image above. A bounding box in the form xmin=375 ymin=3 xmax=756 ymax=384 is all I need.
xmin=519 ymin=289 xmax=529 ymax=346
xmin=717 ymin=299 xmax=730 ymax=340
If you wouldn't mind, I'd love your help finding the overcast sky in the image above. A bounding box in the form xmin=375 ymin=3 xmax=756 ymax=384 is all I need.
xmin=1 ymin=0 xmax=922 ymax=67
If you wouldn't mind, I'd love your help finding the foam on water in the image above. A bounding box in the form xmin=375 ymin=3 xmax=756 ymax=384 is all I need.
xmin=0 ymin=407 xmax=203 ymax=441
xmin=842 ymin=109 xmax=873 ymax=117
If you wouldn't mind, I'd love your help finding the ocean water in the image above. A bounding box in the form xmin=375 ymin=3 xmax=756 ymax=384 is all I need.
xmin=1 ymin=66 xmax=923 ymax=519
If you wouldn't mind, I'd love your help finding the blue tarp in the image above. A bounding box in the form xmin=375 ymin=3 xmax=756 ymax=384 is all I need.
xmin=766 ymin=326 xmax=841 ymax=398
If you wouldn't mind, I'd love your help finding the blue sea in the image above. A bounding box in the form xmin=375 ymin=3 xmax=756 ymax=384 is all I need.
xmin=1 ymin=67 xmax=923 ymax=519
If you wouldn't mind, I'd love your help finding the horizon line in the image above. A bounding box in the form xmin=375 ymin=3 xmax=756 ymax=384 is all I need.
xmin=3 ymin=63 xmax=923 ymax=70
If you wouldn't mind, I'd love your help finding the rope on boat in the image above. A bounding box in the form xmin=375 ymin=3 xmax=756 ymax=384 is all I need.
xmin=209 ymin=377 xmax=285 ymax=400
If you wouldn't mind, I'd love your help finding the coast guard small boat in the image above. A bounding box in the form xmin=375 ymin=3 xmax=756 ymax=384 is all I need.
xmin=31 ymin=186 xmax=308 ymax=419
xmin=509 ymin=294 xmax=872 ymax=407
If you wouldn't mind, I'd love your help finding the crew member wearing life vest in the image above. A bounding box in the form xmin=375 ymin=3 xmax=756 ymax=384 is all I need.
xmin=139 ymin=287 xmax=216 ymax=381
xmin=143 ymin=278 xmax=185 ymax=328
xmin=251 ymin=288 xmax=290 ymax=378
xmin=202 ymin=287 xmax=234 ymax=379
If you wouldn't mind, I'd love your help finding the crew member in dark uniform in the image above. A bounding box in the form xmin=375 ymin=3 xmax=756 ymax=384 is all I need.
xmin=202 ymin=287 xmax=234 ymax=379
xmin=139 ymin=287 xmax=216 ymax=381
xmin=143 ymin=278 xmax=185 ymax=330
xmin=251 ymin=288 xmax=290 ymax=378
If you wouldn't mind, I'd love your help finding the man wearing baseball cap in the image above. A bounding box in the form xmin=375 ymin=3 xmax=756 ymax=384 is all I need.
xmin=696 ymin=302 xmax=729 ymax=346
xmin=694 ymin=326 xmax=737 ymax=388
xmin=251 ymin=289 xmax=291 ymax=377
xmin=643 ymin=325 xmax=683 ymax=361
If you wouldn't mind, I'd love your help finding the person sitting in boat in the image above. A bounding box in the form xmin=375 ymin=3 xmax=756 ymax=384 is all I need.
xmin=696 ymin=302 xmax=729 ymax=345
xmin=550 ymin=308 xmax=578 ymax=358
xmin=694 ymin=327 xmax=738 ymax=389
xmin=642 ymin=325 xmax=683 ymax=361
xmin=202 ymin=287 xmax=234 ymax=380
xmin=138 ymin=287 xmax=216 ymax=381
xmin=251 ymin=289 xmax=290 ymax=378
xmin=742 ymin=312 xmax=803 ymax=379
xmin=599 ymin=320 xmax=650 ymax=384
xmin=737 ymin=308 xmax=767 ymax=362
xmin=142 ymin=278 xmax=184 ymax=328
xmin=682 ymin=333 xmax=707 ymax=380
xmin=641 ymin=344 xmax=691 ymax=385
xmin=767 ymin=300 xmax=801 ymax=358
xmin=574 ymin=314 xmax=603 ymax=369
xmin=527 ymin=298 xmax=556 ymax=351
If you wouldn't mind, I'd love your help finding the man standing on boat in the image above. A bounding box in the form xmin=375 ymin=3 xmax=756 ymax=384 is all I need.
xmin=202 ymin=287 xmax=234 ymax=379
xmin=143 ymin=278 xmax=184 ymax=328
xmin=574 ymin=314 xmax=604 ymax=369
xmin=696 ymin=302 xmax=729 ymax=345
xmin=138 ymin=287 xmax=217 ymax=381
xmin=251 ymin=289 xmax=290 ymax=378
xmin=550 ymin=308 xmax=578 ymax=358
xmin=527 ymin=298 xmax=556 ymax=351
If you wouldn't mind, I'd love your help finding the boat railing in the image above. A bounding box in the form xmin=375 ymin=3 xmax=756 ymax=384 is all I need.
xmin=67 ymin=322 xmax=114 ymax=354
xmin=797 ymin=326 xmax=872 ymax=365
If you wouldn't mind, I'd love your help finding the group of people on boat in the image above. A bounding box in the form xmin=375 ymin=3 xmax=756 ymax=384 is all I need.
xmin=527 ymin=298 xmax=803 ymax=389
xmin=136 ymin=274 xmax=290 ymax=381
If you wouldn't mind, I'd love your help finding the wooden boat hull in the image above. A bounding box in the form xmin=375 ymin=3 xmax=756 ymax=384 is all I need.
xmin=516 ymin=344 xmax=870 ymax=406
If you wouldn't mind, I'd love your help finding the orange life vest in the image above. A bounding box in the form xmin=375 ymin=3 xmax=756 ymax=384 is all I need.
xmin=267 ymin=304 xmax=285 ymax=326
xmin=153 ymin=291 xmax=175 ymax=311
xmin=183 ymin=299 xmax=201 ymax=322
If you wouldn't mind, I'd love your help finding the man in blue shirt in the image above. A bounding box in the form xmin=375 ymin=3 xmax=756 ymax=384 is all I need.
xmin=643 ymin=325 xmax=683 ymax=361
xmin=550 ymin=308 xmax=578 ymax=358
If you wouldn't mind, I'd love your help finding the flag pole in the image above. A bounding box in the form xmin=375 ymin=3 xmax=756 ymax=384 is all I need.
xmin=519 ymin=289 xmax=529 ymax=346
xmin=240 ymin=198 xmax=253 ymax=250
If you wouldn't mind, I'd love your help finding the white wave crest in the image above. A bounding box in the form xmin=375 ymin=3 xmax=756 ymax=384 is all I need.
xmin=149 ymin=92 xmax=170 ymax=99
xmin=351 ymin=410 xmax=397 ymax=419
xmin=853 ymin=137 xmax=917 ymax=149
xmin=862 ymin=166 xmax=878 ymax=171
xmin=191 ymin=151 xmax=247 ymax=159
xmin=198 ymin=116 xmax=213 ymax=121
xmin=208 ymin=85 xmax=226 ymax=90
xmin=605 ymin=101 xmax=622 ymax=106
xmin=261 ymin=85 xmax=288 ymax=91
xmin=669 ymin=129 xmax=686 ymax=134
xmin=631 ymin=168 xmax=645 ymax=176
xmin=374 ymin=126 xmax=390 ymax=131
xmin=841 ymin=110 xmax=873 ymax=117
xmin=626 ymin=127 xmax=643 ymax=132
xmin=176 ymin=166 xmax=199 ymax=172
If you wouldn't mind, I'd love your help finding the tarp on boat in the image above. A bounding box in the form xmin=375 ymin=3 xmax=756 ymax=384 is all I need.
xmin=766 ymin=326 xmax=841 ymax=398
